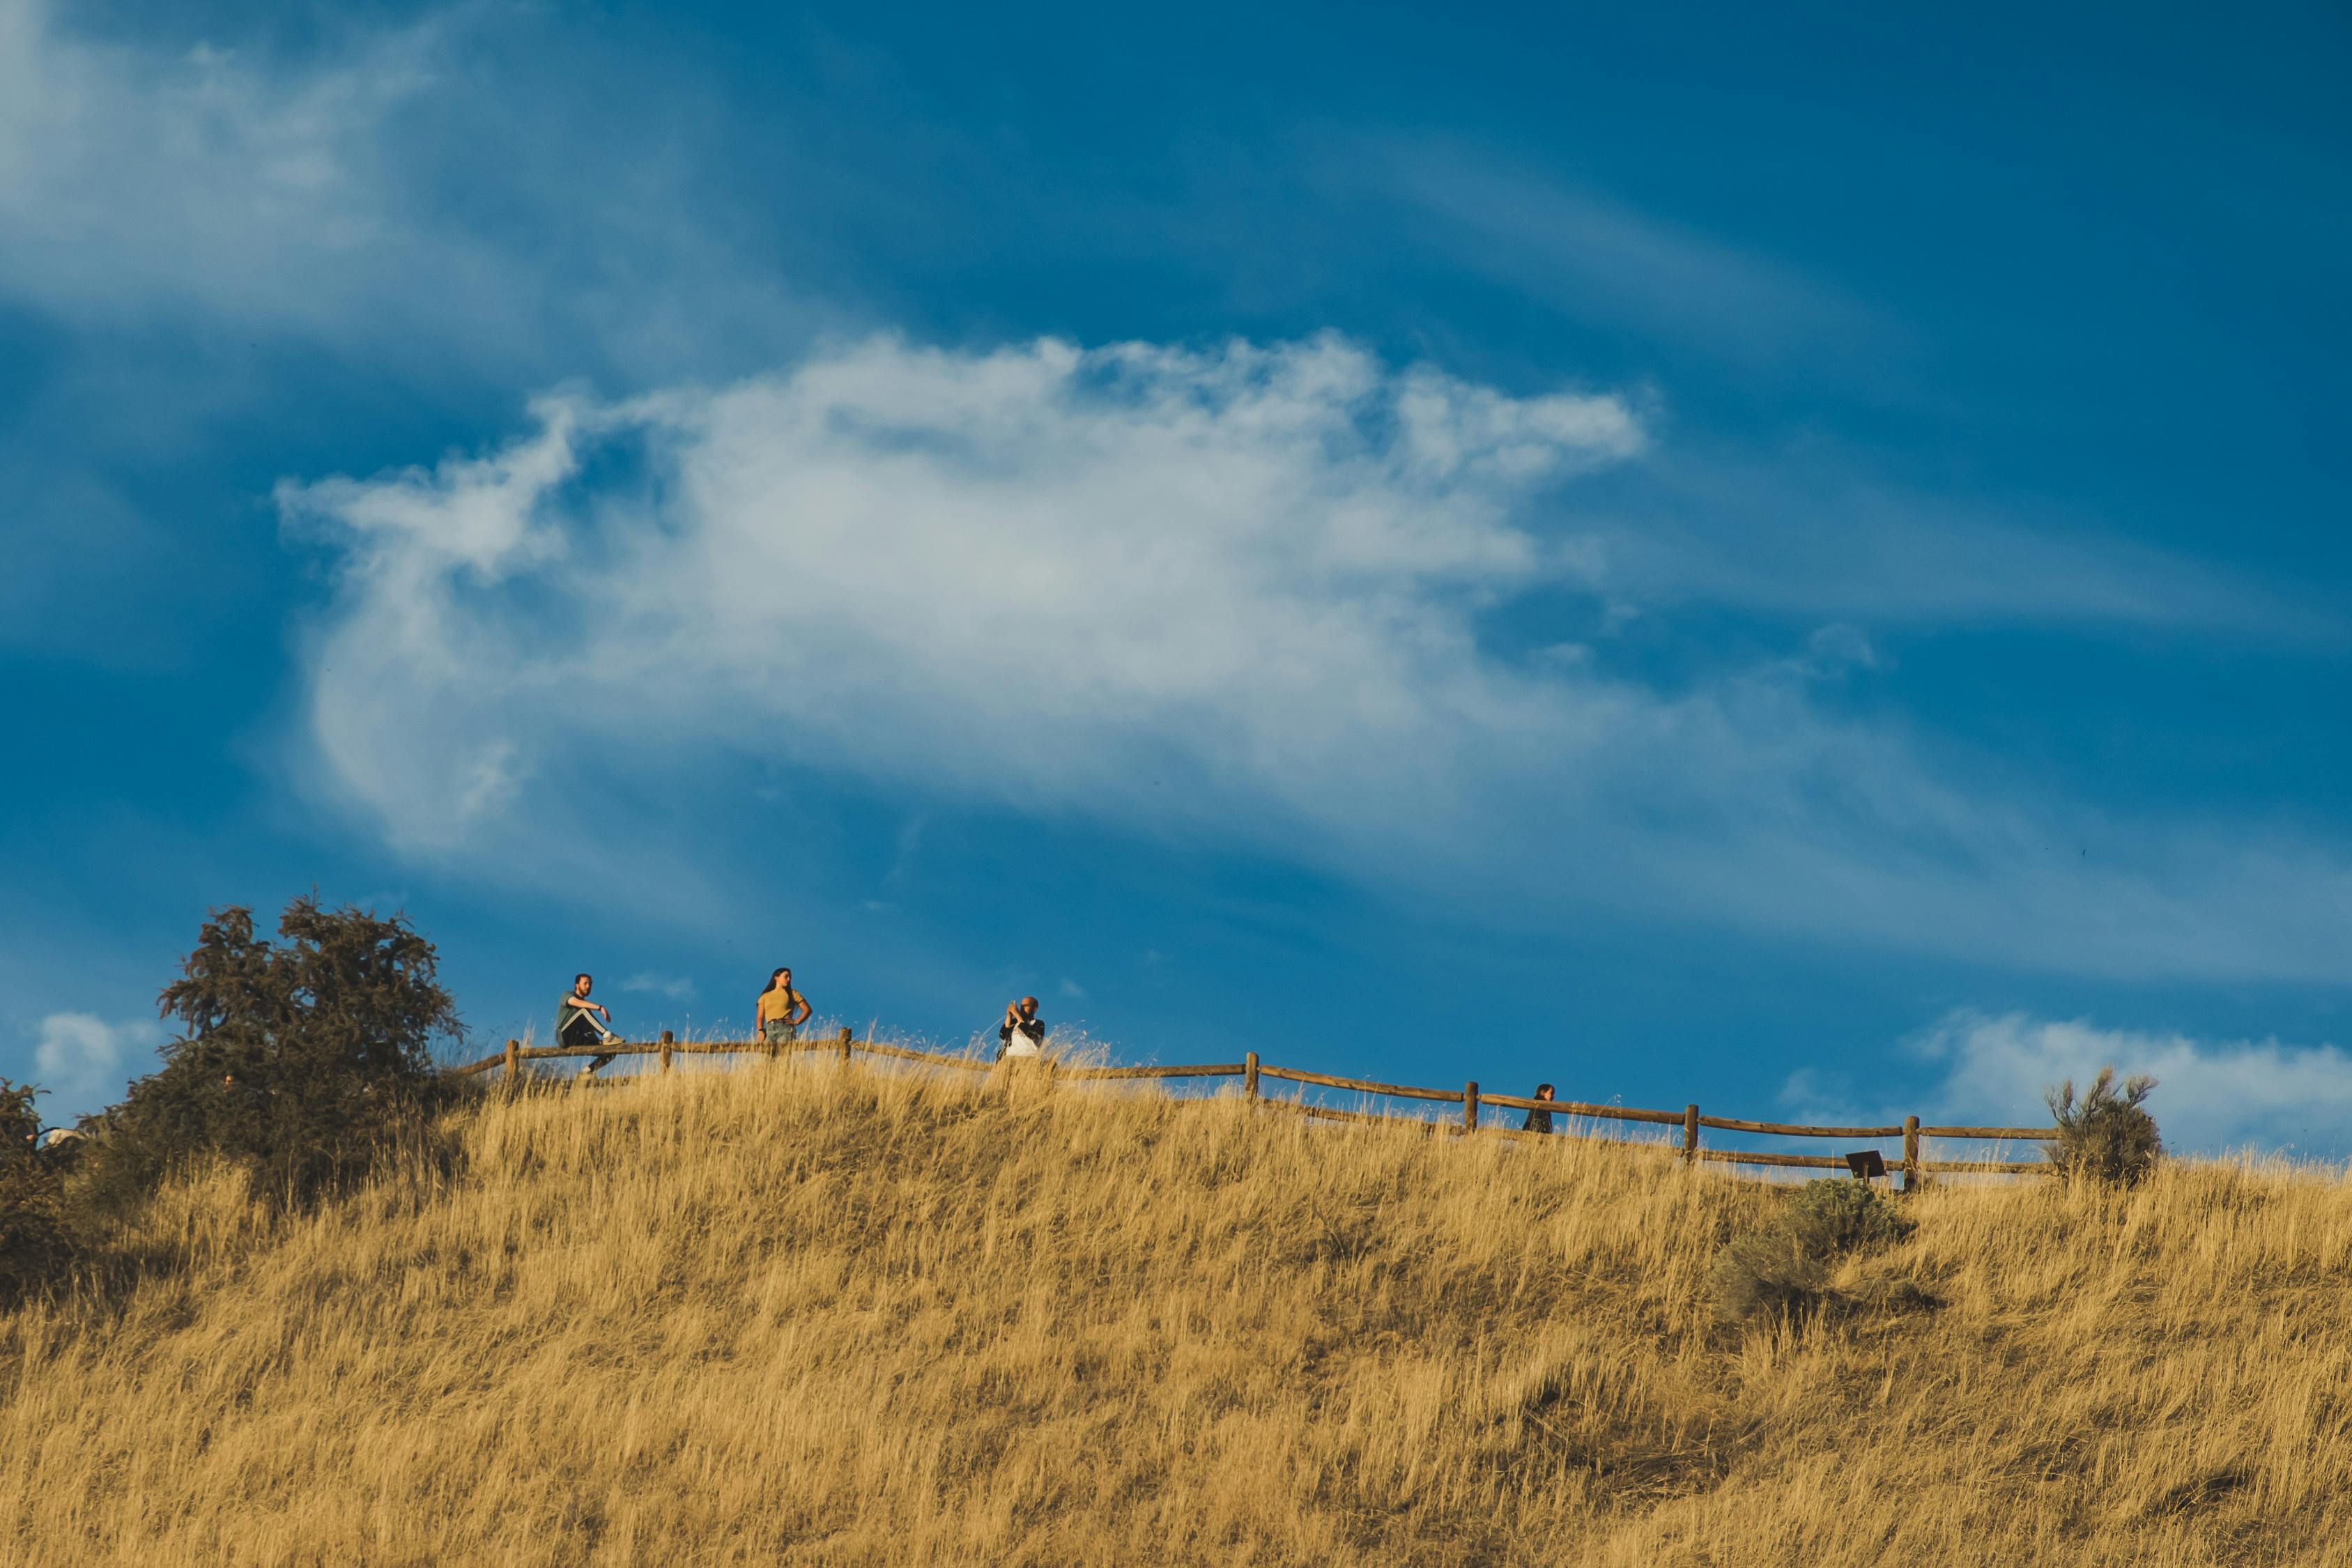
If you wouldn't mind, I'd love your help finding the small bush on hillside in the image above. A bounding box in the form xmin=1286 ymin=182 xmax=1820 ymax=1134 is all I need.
xmin=1710 ymin=1178 xmax=1918 ymax=1328
xmin=1781 ymin=1175 xmax=1917 ymax=1256
xmin=79 ymin=896 xmax=463 ymax=1212
xmin=0 ymin=1079 xmax=70 ymax=1305
xmin=2045 ymin=1067 xmax=2161 ymax=1188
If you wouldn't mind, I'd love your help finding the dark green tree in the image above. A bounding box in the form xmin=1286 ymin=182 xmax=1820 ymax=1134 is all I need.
xmin=89 ymin=896 xmax=464 ymax=1206
xmin=0 ymin=1079 xmax=68 ymax=1305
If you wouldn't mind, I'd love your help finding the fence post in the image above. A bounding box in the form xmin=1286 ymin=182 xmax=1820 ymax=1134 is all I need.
xmin=1903 ymin=1114 xmax=1920 ymax=1192
xmin=1463 ymin=1081 xmax=1479 ymax=1132
xmin=1682 ymin=1104 xmax=1700 ymax=1166
xmin=837 ymin=1026 xmax=854 ymax=1066
xmin=659 ymin=1030 xmax=673 ymax=1075
xmin=503 ymin=1038 xmax=519 ymax=1083
xmin=1245 ymin=1051 xmax=1260 ymax=1102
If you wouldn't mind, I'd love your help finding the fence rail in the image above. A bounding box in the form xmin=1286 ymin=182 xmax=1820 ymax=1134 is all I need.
xmin=446 ymin=1031 xmax=2057 ymax=1185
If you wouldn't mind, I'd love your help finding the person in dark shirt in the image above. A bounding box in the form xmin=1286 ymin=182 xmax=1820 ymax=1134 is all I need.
xmin=997 ymin=996 xmax=1045 ymax=1060
xmin=558 ymin=972 xmax=620 ymax=1077
xmin=1522 ymin=1082 xmax=1558 ymax=1135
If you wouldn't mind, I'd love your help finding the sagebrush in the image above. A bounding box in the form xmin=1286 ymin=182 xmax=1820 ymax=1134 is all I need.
xmin=2046 ymin=1065 xmax=2162 ymax=1187
xmin=1707 ymin=1176 xmax=1919 ymax=1326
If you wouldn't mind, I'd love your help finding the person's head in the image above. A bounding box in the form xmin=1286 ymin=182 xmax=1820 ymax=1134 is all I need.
xmin=573 ymin=972 xmax=594 ymax=996
xmin=1535 ymin=1083 xmax=1555 ymax=1100
xmin=1018 ymin=996 xmax=1038 ymax=1017
xmin=768 ymin=966 xmax=792 ymax=992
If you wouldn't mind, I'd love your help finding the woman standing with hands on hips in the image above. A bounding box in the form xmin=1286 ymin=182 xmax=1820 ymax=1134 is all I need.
xmin=757 ymin=967 xmax=812 ymax=1046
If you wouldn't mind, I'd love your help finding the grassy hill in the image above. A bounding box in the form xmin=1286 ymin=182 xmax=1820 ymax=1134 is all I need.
xmin=4 ymin=1059 xmax=2349 ymax=1566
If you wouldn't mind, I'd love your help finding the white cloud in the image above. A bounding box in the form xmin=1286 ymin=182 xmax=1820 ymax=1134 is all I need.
xmin=31 ymin=1011 xmax=163 ymax=1118
xmin=281 ymin=332 xmax=1640 ymax=852
xmin=274 ymin=332 xmax=2352 ymax=982
xmin=1910 ymin=1010 xmax=2352 ymax=1159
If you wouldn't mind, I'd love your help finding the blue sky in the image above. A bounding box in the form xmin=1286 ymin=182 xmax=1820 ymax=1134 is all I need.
xmin=5 ymin=0 xmax=2350 ymax=1157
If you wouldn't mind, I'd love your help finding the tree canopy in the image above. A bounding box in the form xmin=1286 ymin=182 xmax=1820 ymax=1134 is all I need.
xmin=92 ymin=895 xmax=464 ymax=1202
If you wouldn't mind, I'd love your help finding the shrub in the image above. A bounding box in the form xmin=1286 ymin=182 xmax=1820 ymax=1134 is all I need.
xmin=2045 ymin=1067 xmax=2161 ymax=1187
xmin=1781 ymin=1174 xmax=1917 ymax=1258
xmin=82 ymin=896 xmax=463 ymax=1210
xmin=1710 ymin=1229 xmax=1829 ymax=1326
xmin=1709 ymin=1178 xmax=1916 ymax=1328
xmin=0 ymin=1079 xmax=70 ymax=1305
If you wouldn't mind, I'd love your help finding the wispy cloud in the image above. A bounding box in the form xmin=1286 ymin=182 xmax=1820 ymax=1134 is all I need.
xmin=0 ymin=0 xmax=829 ymax=666
xmin=277 ymin=334 xmax=2352 ymax=983
xmin=1344 ymin=134 xmax=1890 ymax=367
xmin=1569 ymin=442 xmax=2337 ymax=638
xmin=621 ymin=972 xmax=698 ymax=1001
xmin=0 ymin=0 xmax=809 ymax=378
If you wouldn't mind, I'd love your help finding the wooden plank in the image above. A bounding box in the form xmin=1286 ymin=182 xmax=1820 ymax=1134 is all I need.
xmin=1463 ymin=1081 xmax=1479 ymax=1132
xmin=1697 ymin=1114 xmax=1906 ymax=1137
xmin=1902 ymin=1114 xmax=1920 ymax=1194
xmin=1245 ymin=1051 xmax=1260 ymax=1100
xmin=858 ymin=1040 xmax=997 ymax=1071
xmin=1698 ymin=1148 xmax=1847 ymax=1170
xmin=1475 ymin=1091 xmax=1682 ymax=1126
xmin=1682 ymin=1105 xmax=1700 ymax=1165
xmin=1549 ymin=1100 xmax=1689 ymax=1126
xmin=445 ymin=1050 xmax=509 ymax=1078
xmin=1916 ymin=1125 xmax=2056 ymax=1140
xmin=1057 ymin=1063 xmax=1247 ymax=1081
xmin=1261 ymin=1098 xmax=1443 ymax=1131
xmin=1702 ymin=1150 xmax=2047 ymax=1176
xmin=1256 ymin=1064 xmax=1465 ymax=1102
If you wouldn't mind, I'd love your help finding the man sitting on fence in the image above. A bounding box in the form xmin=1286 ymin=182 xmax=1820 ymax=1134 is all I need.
xmin=757 ymin=967 xmax=812 ymax=1047
xmin=558 ymin=972 xmax=620 ymax=1078
xmin=997 ymin=997 xmax=1045 ymax=1061
xmin=1522 ymin=1083 xmax=1557 ymax=1135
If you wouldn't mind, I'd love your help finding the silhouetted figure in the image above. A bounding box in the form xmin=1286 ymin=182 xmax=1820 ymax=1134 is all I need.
xmin=1522 ymin=1082 xmax=1557 ymax=1135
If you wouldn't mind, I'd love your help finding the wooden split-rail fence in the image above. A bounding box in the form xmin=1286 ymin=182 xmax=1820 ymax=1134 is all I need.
xmin=445 ymin=1031 xmax=2056 ymax=1187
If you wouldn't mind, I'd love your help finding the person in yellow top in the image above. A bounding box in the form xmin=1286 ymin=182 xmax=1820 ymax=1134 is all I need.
xmin=756 ymin=967 xmax=812 ymax=1046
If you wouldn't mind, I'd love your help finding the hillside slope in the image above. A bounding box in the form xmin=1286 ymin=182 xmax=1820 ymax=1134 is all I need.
xmin=5 ymin=1061 xmax=2350 ymax=1566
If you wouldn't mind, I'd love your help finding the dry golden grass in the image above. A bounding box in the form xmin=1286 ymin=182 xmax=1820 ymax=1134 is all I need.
xmin=5 ymin=1057 xmax=2351 ymax=1566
